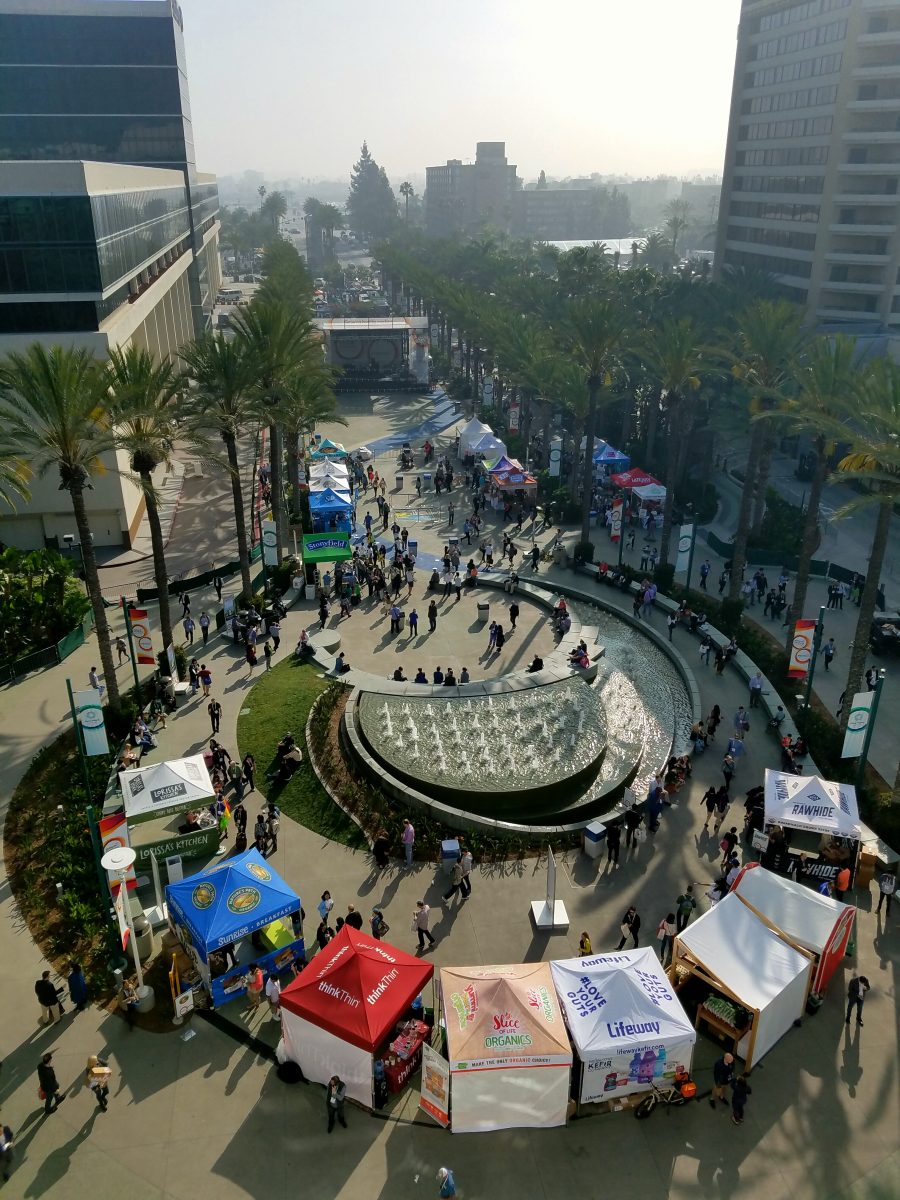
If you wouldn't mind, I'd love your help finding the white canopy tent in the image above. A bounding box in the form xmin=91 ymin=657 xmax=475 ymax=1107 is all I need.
xmin=471 ymin=432 xmax=507 ymax=459
xmin=550 ymin=948 xmax=696 ymax=1104
xmin=764 ymin=769 xmax=860 ymax=839
xmin=671 ymin=892 xmax=813 ymax=1068
xmin=730 ymin=864 xmax=855 ymax=995
xmin=119 ymin=755 xmax=215 ymax=823
xmin=633 ymin=482 xmax=667 ymax=502
xmin=309 ymin=460 xmax=349 ymax=480
xmin=458 ymin=418 xmax=493 ymax=456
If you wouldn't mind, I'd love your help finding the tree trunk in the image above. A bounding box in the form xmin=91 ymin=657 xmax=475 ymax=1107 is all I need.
xmin=892 ymin=759 xmax=900 ymax=805
xmin=140 ymin=469 xmax=174 ymax=655
xmin=645 ymin=388 xmax=660 ymax=465
xmin=287 ymin=432 xmax=302 ymax=522
xmin=784 ymin=439 xmax=826 ymax=656
xmin=728 ymin=420 xmax=766 ymax=601
xmin=840 ymin=497 xmax=891 ymax=734
xmin=580 ymin=378 xmax=601 ymax=544
xmin=269 ymin=422 xmax=285 ymax=561
xmin=541 ymin=401 xmax=553 ymax=471
xmin=751 ymin=432 xmax=775 ymax=537
xmin=70 ymin=484 xmax=120 ymax=707
xmin=225 ymin=431 xmax=253 ymax=600
xmin=659 ymin=396 xmax=681 ymax=568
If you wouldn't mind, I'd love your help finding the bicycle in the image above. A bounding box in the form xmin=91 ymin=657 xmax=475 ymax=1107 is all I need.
xmin=633 ymin=1075 xmax=697 ymax=1119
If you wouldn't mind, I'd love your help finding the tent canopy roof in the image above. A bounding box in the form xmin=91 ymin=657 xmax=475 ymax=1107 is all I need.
xmin=459 ymin=418 xmax=492 ymax=439
xmin=309 ymin=460 xmax=349 ymax=478
xmin=764 ymin=769 xmax=860 ymax=838
xmin=471 ymin=433 xmax=506 ymax=453
xmin=482 ymin=454 xmax=523 ymax=474
xmin=732 ymin=864 xmax=852 ymax=954
xmin=611 ymin=468 xmax=661 ymax=489
xmin=675 ymin=893 xmax=811 ymax=1012
xmin=309 ymin=481 xmax=351 ymax=496
xmin=550 ymin=948 xmax=694 ymax=1056
xmin=119 ymin=755 xmax=214 ymax=823
xmin=490 ymin=471 xmax=536 ymax=488
xmin=595 ymin=444 xmax=628 ymax=462
xmin=165 ymin=848 xmax=300 ymax=955
xmin=633 ymin=482 xmax=667 ymax=501
xmin=308 ymin=487 xmax=353 ymax=510
xmin=280 ymin=926 xmax=433 ymax=1052
xmin=440 ymin=963 xmax=572 ymax=1068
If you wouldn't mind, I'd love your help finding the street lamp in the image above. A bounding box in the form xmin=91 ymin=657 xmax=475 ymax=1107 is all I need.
xmin=100 ymin=845 xmax=155 ymax=1011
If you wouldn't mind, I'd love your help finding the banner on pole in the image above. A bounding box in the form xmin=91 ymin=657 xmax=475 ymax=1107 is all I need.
xmin=508 ymin=398 xmax=520 ymax=430
xmin=165 ymin=643 xmax=176 ymax=678
xmin=788 ymin=619 xmax=816 ymax=679
xmin=610 ymin=498 xmax=623 ymax=543
xmin=676 ymin=524 xmax=695 ymax=574
xmin=128 ymin=607 xmax=155 ymax=665
xmin=841 ymin=691 xmax=874 ymax=759
xmin=74 ymin=688 xmax=109 ymax=756
xmin=419 ymin=1042 xmax=450 ymax=1127
xmin=262 ymin=519 xmax=278 ymax=566
xmin=112 ymin=882 xmax=130 ymax=950
xmin=223 ymin=593 xmax=235 ymax=622
xmin=548 ymin=437 xmax=562 ymax=478
xmin=99 ymin=813 xmax=136 ymax=889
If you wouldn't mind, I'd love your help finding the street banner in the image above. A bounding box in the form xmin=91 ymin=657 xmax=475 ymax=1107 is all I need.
xmin=223 ymin=593 xmax=235 ymax=622
xmin=128 ymin=606 xmax=155 ymax=665
xmin=166 ymin=643 xmax=176 ymax=678
xmin=549 ymin=436 xmax=562 ymax=478
xmin=112 ymin=883 xmax=130 ymax=950
xmin=547 ymin=847 xmax=558 ymax=911
xmin=419 ymin=1042 xmax=450 ymax=1127
xmin=841 ymin=691 xmax=874 ymax=759
xmin=508 ymin=398 xmax=520 ymax=430
xmin=788 ymin=619 xmax=816 ymax=679
xmin=610 ymin=497 xmax=623 ymax=543
xmin=262 ymin=519 xmax=278 ymax=567
xmin=676 ymin=524 xmax=695 ymax=574
xmin=99 ymin=813 xmax=136 ymax=888
xmin=74 ymin=688 xmax=109 ymax=756
xmin=482 ymin=379 xmax=494 ymax=410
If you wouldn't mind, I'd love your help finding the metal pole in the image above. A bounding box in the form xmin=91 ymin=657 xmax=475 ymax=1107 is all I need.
xmin=118 ymin=870 xmax=145 ymax=990
xmin=802 ymin=606 xmax=826 ymax=711
xmin=617 ymin=496 xmax=625 ymax=569
xmin=685 ymin=523 xmax=697 ymax=592
xmin=121 ymin=599 xmax=142 ymax=695
xmin=65 ymin=677 xmax=93 ymax=803
xmin=855 ymin=673 xmax=885 ymax=791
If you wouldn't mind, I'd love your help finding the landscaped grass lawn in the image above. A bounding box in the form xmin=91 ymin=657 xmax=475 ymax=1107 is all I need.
xmin=236 ymin=656 xmax=367 ymax=848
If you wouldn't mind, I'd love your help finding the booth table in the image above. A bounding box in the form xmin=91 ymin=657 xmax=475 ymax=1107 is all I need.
xmin=383 ymin=1022 xmax=428 ymax=1093
xmin=696 ymin=1004 xmax=751 ymax=1057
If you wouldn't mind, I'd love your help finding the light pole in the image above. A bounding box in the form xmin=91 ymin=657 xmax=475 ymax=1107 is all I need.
xmin=100 ymin=845 xmax=155 ymax=1010
xmin=855 ymin=670 xmax=885 ymax=791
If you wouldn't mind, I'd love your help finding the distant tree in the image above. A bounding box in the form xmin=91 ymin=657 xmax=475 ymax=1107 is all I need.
xmin=347 ymin=142 xmax=398 ymax=241
xmin=260 ymin=190 xmax=287 ymax=235
xmin=536 ymin=170 xmax=548 ymax=190
xmin=399 ymin=181 xmax=415 ymax=224
xmin=257 ymin=240 xmax=313 ymax=312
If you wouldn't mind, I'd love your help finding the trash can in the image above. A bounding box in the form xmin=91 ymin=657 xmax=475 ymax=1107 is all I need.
xmin=408 ymin=539 xmax=418 ymax=559
xmin=441 ymin=839 xmax=460 ymax=876
xmin=422 ymin=471 xmax=432 ymax=491
xmin=476 ymin=601 xmax=489 ymax=622
xmin=583 ymin=820 xmax=607 ymax=859
xmin=395 ymin=475 xmax=403 ymax=490
xmin=133 ymin=913 xmax=156 ymax=962
xmin=398 ymin=611 xmax=406 ymax=630
xmin=448 ymin=536 xmax=459 ymax=553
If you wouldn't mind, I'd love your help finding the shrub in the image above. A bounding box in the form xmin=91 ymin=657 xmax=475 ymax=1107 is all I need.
xmin=573 ymin=540 xmax=595 ymax=565
xmin=653 ymin=563 xmax=675 ymax=592
xmin=748 ymin=488 xmax=805 ymax=557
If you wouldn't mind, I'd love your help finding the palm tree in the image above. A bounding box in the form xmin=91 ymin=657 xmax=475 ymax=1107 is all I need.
xmin=280 ymin=367 xmax=346 ymax=522
xmin=829 ymin=358 xmax=900 ymax=732
xmin=720 ymin=299 xmax=806 ymax=601
xmin=260 ymin=190 xmax=287 ymax=235
xmin=664 ymin=199 xmax=692 ymax=257
xmin=0 ymin=345 xmax=121 ymax=705
xmin=641 ymin=317 xmax=705 ymax=567
xmin=399 ymin=181 xmax=414 ymax=225
xmin=0 ymin=449 xmax=30 ymax=510
xmin=179 ymin=334 xmax=258 ymax=600
xmin=231 ymin=303 xmax=322 ymax=560
xmin=104 ymin=345 xmax=187 ymax=654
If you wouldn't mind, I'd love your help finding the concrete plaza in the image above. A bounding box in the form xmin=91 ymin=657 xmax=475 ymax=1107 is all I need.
xmin=0 ymin=394 xmax=898 ymax=1200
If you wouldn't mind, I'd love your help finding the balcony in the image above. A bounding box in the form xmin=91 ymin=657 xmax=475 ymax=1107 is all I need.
xmin=852 ymin=65 xmax=900 ymax=78
xmin=847 ymin=98 xmax=900 ymax=111
xmin=828 ymin=222 xmax=897 ymax=235
xmin=819 ymin=278 xmax=885 ymax=292
xmin=838 ymin=160 xmax=900 ymax=172
xmin=843 ymin=131 xmax=900 ymax=143
xmin=858 ymin=33 xmax=900 ymax=47
xmin=833 ymin=190 xmax=899 ymax=202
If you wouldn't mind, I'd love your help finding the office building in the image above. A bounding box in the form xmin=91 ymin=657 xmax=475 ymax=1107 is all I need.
xmin=0 ymin=0 xmax=221 ymax=548
xmin=714 ymin=0 xmax=900 ymax=332
xmin=425 ymin=142 xmax=520 ymax=237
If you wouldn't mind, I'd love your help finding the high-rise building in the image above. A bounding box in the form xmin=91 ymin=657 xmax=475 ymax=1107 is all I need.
xmin=425 ymin=142 xmax=520 ymax=238
xmin=714 ymin=0 xmax=900 ymax=334
xmin=0 ymin=0 xmax=221 ymax=549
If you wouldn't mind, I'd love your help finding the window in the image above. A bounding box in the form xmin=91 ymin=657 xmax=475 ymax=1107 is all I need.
xmin=730 ymin=199 xmax=820 ymax=222
xmin=0 ymin=14 xmax=177 ymax=66
xmin=0 ymin=66 xmax=183 ymax=116
xmin=732 ymin=174 xmax=824 ymax=195
xmin=858 ymin=84 xmax=878 ymax=101
xmin=727 ymin=223 xmax=816 ymax=252
xmin=0 ymin=115 xmax=188 ymax=169
xmin=722 ymin=248 xmax=813 ymax=278
xmin=737 ymin=145 xmax=829 ymax=167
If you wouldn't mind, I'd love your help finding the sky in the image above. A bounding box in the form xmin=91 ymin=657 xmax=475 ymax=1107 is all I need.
xmin=181 ymin=0 xmax=743 ymax=183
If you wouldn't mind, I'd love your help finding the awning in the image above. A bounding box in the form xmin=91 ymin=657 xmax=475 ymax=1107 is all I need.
xmin=764 ymin=769 xmax=860 ymax=839
xmin=309 ymin=488 xmax=352 ymax=511
xmin=610 ymin=468 xmax=662 ymax=489
xmin=119 ymin=755 xmax=214 ymax=823
xmin=633 ymin=483 xmax=667 ymax=501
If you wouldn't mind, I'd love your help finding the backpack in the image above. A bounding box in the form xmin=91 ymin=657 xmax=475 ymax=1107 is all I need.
xmin=439 ymin=1171 xmax=456 ymax=1198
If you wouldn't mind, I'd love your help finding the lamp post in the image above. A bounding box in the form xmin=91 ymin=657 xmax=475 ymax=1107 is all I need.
xmin=100 ymin=845 xmax=155 ymax=1011
xmin=855 ymin=670 xmax=885 ymax=791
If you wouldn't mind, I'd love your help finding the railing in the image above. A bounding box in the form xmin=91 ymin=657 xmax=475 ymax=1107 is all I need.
xmin=135 ymin=544 xmax=262 ymax=604
xmin=0 ymin=609 xmax=96 ymax=686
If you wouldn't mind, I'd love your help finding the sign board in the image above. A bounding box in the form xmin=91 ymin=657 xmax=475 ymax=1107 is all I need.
xmin=419 ymin=1042 xmax=450 ymax=1127
xmin=98 ymin=812 xmax=136 ymax=888
xmin=751 ymin=829 xmax=770 ymax=853
xmin=301 ymin=532 xmax=352 ymax=563
xmin=788 ymin=619 xmax=816 ymax=679
xmin=132 ymin=825 xmax=220 ymax=870
xmin=841 ymin=691 xmax=874 ymax=759
xmin=166 ymin=643 xmax=176 ymax=678
xmin=262 ymin=519 xmax=278 ymax=567
xmin=113 ymin=882 xmax=131 ymax=950
xmin=128 ymin=607 xmax=155 ymax=665
xmin=549 ymin=437 xmax=562 ymax=478
xmin=610 ymin=497 xmax=623 ymax=543
xmin=74 ymin=688 xmax=109 ymax=756
xmin=223 ymin=593 xmax=235 ymax=622
xmin=508 ymin=399 xmax=520 ymax=430
xmin=174 ymin=989 xmax=195 ymax=1018
xmin=675 ymin=524 xmax=694 ymax=574
xmin=482 ymin=379 xmax=494 ymax=410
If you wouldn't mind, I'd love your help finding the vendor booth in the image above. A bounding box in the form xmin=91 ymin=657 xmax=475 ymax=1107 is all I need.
xmin=471 ymin=432 xmax=507 ymax=460
xmin=730 ymin=863 xmax=854 ymax=995
xmin=610 ymin=468 xmax=662 ymax=490
xmin=308 ymin=487 xmax=353 ymax=532
xmin=118 ymin=755 xmax=220 ymax=870
xmin=593 ymin=443 xmax=630 ymax=473
xmin=279 ymin=926 xmax=434 ymax=1106
xmin=166 ymin=848 xmax=303 ymax=1007
xmin=763 ymin=769 xmax=861 ymax=885
xmin=550 ymin=949 xmax=696 ymax=1105
xmin=440 ymin=962 xmax=572 ymax=1134
xmin=458 ymin=418 xmax=493 ymax=458
xmin=669 ymin=892 xmax=813 ymax=1069
xmin=310 ymin=437 xmax=348 ymax=460
xmin=482 ymin=454 xmax=523 ymax=476
xmin=633 ymin=482 xmax=667 ymax=503
xmin=309 ymin=458 xmax=349 ymax=477
xmin=309 ymin=476 xmax=351 ymax=498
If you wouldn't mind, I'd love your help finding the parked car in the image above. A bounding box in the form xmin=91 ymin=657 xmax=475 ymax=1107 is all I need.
xmin=870 ymin=614 xmax=900 ymax=655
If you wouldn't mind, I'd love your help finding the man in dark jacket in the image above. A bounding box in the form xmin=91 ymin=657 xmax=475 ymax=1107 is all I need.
xmin=37 ymin=1053 xmax=64 ymax=1116
xmin=326 ymin=1075 xmax=347 ymax=1132
xmin=710 ymin=1052 xmax=735 ymax=1109
xmin=34 ymin=971 xmax=62 ymax=1025
xmin=344 ymin=905 xmax=363 ymax=931
xmin=846 ymin=974 xmax=870 ymax=1027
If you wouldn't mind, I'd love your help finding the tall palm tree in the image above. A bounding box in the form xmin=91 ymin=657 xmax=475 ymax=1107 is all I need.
xmin=557 ymin=296 xmax=631 ymax=544
xmin=104 ymin=345 xmax=186 ymax=654
xmin=0 ymin=449 xmax=30 ymax=510
xmin=179 ymin=334 xmax=258 ymax=600
xmin=399 ymin=181 xmax=414 ymax=225
xmin=720 ymin=299 xmax=806 ymax=601
xmin=829 ymin=358 xmax=900 ymax=732
xmin=280 ymin=366 xmax=346 ymax=523
xmin=0 ymin=345 xmax=121 ymax=704
xmin=641 ymin=317 xmax=705 ymax=567
xmin=231 ymin=303 xmax=322 ymax=560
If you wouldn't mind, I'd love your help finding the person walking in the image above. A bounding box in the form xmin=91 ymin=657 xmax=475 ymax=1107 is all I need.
xmin=85 ymin=1055 xmax=111 ymax=1112
xmin=115 ymin=636 xmax=128 ymax=665
xmin=615 ymin=906 xmax=641 ymax=950
xmin=245 ymin=644 xmax=257 ymax=676
xmin=710 ymin=1052 xmax=735 ymax=1109
xmin=623 ymin=804 xmax=643 ymax=849
xmin=402 ymin=818 xmax=415 ymax=866
xmin=876 ymin=870 xmax=895 ymax=915
xmin=183 ymin=614 xmax=195 ymax=644
xmin=656 ymin=913 xmax=677 ymax=967
xmin=509 ymin=601 xmax=519 ymax=630
xmin=0 ymin=1120 xmax=13 ymax=1181
xmin=213 ymin=572 xmax=223 ymax=602
xmin=67 ymin=962 xmax=88 ymax=1013
xmin=701 ymin=786 xmax=717 ymax=831
xmin=443 ymin=860 xmax=464 ymax=903
xmin=326 ymin=1076 xmax=348 ymax=1132
xmin=200 ymin=664 xmax=212 ymax=697
xmin=437 ymin=1167 xmax=457 ymax=1198
xmin=265 ymin=971 xmax=281 ymax=1018
xmin=263 ymin=640 xmax=273 ymax=671
xmin=37 ymin=1053 xmax=64 ymax=1116
xmin=408 ymin=607 xmax=419 ymax=636
xmin=720 ymin=826 xmax=738 ymax=871
xmin=579 ymin=931 xmax=593 ymax=957
xmin=199 ymin=611 xmax=211 ymax=646
xmin=606 ymin=822 xmax=621 ymax=865
xmin=244 ymin=963 xmax=264 ymax=1013
xmin=208 ymin=698 xmax=222 ymax=734
xmin=35 ymin=970 xmax=62 ymax=1025
xmin=675 ymin=887 xmax=696 ymax=932
xmin=414 ymin=900 xmax=436 ymax=950
xmin=713 ymin=786 xmax=731 ymax=834
xmin=721 ymin=753 xmax=735 ymax=792
xmin=748 ymin=671 xmax=763 ymax=708
xmin=242 ymin=752 xmax=256 ymax=793
xmin=270 ymin=620 xmax=281 ymax=651
xmin=731 ymin=1074 xmax=752 ymax=1126
xmin=823 ymin=637 xmax=836 ymax=671
xmin=845 ymin=974 xmax=870 ymax=1026
xmin=459 ymin=845 xmax=473 ymax=897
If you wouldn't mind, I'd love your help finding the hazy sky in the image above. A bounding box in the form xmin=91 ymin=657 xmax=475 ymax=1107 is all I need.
xmin=182 ymin=0 xmax=743 ymax=182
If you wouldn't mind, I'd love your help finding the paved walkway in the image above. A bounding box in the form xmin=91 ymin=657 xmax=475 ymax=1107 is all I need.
xmin=0 ymin=400 xmax=898 ymax=1199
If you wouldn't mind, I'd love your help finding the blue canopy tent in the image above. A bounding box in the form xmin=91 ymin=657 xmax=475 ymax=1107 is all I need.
xmin=594 ymin=443 xmax=630 ymax=474
xmin=309 ymin=486 xmax=353 ymax=532
xmin=166 ymin=848 xmax=304 ymax=1007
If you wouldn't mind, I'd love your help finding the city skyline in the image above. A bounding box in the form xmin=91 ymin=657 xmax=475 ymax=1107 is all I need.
xmin=181 ymin=0 xmax=742 ymax=182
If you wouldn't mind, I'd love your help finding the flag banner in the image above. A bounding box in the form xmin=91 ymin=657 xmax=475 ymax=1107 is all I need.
xmin=788 ymin=619 xmax=816 ymax=679
xmin=128 ymin=607 xmax=155 ymax=665
xmin=74 ymin=688 xmax=109 ymax=756
xmin=262 ymin=519 xmax=278 ymax=566
xmin=841 ymin=691 xmax=874 ymax=759
xmin=610 ymin=497 xmax=623 ymax=543
xmin=419 ymin=1043 xmax=450 ymax=1127
xmin=676 ymin=524 xmax=695 ymax=573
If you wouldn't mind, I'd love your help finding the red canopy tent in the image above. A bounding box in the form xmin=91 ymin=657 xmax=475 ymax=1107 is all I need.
xmin=610 ymin=468 xmax=662 ymax=489
xmin=279 ymin=926 xmax=434 ymax=1104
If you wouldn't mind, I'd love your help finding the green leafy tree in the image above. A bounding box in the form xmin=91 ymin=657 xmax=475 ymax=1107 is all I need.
xmin=0 ymin=346 xmax=120 ymax=704
xmin=257 ymin=239 xmax=313 ymax=312
xmin=664 ymin=198 xmax=692 ymax=256
xmin=347 ymin=142 xmax=398 ymax=241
